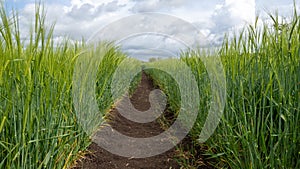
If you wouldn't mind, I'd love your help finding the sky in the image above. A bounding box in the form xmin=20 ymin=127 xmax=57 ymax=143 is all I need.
xmin=3 ymin=0 xmax=300 ymax=60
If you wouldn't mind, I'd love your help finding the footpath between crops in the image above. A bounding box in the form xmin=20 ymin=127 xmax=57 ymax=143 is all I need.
xmin=72 ymin=72 xmax=212 ymax=169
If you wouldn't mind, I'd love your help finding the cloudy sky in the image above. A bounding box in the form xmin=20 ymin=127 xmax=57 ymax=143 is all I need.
xmin=4 ymin=0 xmax=300 ymax=60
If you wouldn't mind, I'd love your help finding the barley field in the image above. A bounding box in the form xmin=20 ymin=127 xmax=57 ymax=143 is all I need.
xmin=0 ymin=2 xmax=299 ymax=169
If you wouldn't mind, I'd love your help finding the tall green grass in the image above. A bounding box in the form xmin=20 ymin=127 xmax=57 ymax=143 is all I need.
xmin=1 ymin=1 xmax=299 ymax=168
xmin=146 ymin=10 xmax=300 ymax=169
xmin=0 ymin=4 xmax=127 ymax=168
xmin=208 ymin=10 xmax=300 ymax=168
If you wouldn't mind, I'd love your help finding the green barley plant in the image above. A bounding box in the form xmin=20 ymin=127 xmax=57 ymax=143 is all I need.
xmin=206 ymin=9 xmax=300 ymax=168
xmin=146 ymin=7 xmax=300 ymax=169
xmin=1 ymin=1 xmax=299 ymax=168
xmin=0 ymin=3 xmax=129 ymax=168
xmin=144 ymin=66 xmax=181 ymax=114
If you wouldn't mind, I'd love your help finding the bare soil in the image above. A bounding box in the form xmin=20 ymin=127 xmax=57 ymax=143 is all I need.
xmin=72 ymin=72 xmax=212 ymax=169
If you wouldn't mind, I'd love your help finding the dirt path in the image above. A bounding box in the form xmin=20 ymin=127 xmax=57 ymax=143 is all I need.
xmin=73 ymin=72 xmax=212 ymax=169
xmin=73 ymin=72 xmax=180 ymax=169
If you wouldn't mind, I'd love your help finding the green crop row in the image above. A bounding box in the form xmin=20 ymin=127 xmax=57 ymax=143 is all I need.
xmin=0 ymin=4 xmax=131 ymax=168
xmin=146 ymin=9 xmax=300 ymax=169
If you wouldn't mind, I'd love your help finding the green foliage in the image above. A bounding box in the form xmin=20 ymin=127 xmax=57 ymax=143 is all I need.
xmin=209 ymin=11 xmax=300 ymax=168
xmin=145 ymin=67 xmax=181 ymax=113
xmin=1 ymin=1 xmax=299 ymax=169
xmin=0 ymin=4 xmax=127 ymax=169
xmin=147 ymin=10 xmax=300 ymax=169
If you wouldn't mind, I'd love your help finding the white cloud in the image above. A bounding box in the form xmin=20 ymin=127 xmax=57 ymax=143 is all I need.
xmin=17 ymin=0 xmax=132 ymax=41
xmin=67 ymin=3 xmax=96 ymax=20
xmin=70 ymin=0 xmax=113 ymax=7
xmin=211 ymin=0 xmax=255 ymax=33
xmin=9 ymin=0 xmax=299 ymax=59
xmin=120 ymin=35 xmax=185 ymax=60
xmin=130 ymin=0 xmax=191 ymax=13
